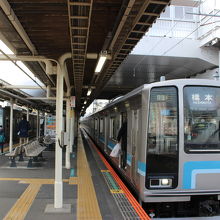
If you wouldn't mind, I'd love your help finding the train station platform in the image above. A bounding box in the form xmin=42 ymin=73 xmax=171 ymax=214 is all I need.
xmin=0 ymin=130 xmax=149 ymax=220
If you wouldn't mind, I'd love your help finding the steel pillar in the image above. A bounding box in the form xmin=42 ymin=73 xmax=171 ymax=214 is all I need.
xmin=65 ymin=97 xmax=71 ymax=169
xmin=9 ymin=100 xmax=13 ymax=152
xmin=70 ymin=110 xmax=74 ymax=153
xmin=54 ymin=64 xmax=64 ymax=208
xmin=36 ymin=110 xmax=39 ymax=140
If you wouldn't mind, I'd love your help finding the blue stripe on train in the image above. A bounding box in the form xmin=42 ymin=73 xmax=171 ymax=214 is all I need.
xmin=183 ymin=161 xmax=220 ymax=189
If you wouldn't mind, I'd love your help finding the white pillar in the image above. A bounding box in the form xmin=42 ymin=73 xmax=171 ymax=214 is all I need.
xmin=26 ymin=107 xmax=29 ymax=142
xmin=36 ymin=110 xmax=39 ymax=139
xmin=65 ymin=98 xmax=71 ymax=169
xmin=47 ymin=85 xmax=51 ymax=98
xmin=27 ymin=107 xmax=29 ymax=121
xmin=54 ymin=64 xmax=64 ymax=208
xmin=70 ymin=111 xmax=74 ymax=153
xmin=9 ymin=100 xmax=13 ymax=152
xmin=38 ymin=111 xmax=41 ymax=138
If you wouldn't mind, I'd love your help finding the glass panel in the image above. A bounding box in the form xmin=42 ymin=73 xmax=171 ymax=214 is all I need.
xmin=184 ymin=86 xmax=220 ymax=153
xmin=175 ymin=6 xmax=184 ymax=19
xmin=185 ymin=7 xmax=193 ymax=20
xmin=99 ymin=118 xmax=104 ymax=134
xmin=146 ymin=87 xmax=178 ymax=189
xmin=0 ymin=108 xmax=3 ymax=127
xmin=161 ymin=6 xmax=170 ymax=18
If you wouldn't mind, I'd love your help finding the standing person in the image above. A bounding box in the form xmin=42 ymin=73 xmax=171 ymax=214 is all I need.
xmin=0 ymin=125 xmax=5 ymax=153
xmin=18 ymin=115 xmax=30 ymax=145
xmin=117 ymin=121 xmax=127 ymax=169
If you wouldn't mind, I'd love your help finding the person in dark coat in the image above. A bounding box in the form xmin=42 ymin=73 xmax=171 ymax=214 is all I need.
xmin=0 ymin=125 xmax=5 ymax=153
xmin=117 ymin=121 xmax=127 ymax=169
xmin=18 ymin=115 xmax=30 ymax=145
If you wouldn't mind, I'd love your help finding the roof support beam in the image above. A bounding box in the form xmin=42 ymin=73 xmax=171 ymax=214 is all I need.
xmin=70 ymin=16 xmax=88 ymax=19
xmin=149 ymin=0 xmax=169 ymax=5
xmin=143 ymin=12 xmax=160 ymax=16
xmin=69 ymin=2 xmax=91 ymax=6
xmin=0 ymin=85 xmax=56 ymax=90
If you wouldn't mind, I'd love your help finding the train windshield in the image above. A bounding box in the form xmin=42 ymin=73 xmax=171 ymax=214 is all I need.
xmin=146 ymin=86 xmax=178 ymax=189
xmin=184 ymin=86 xmax=220 ymax=153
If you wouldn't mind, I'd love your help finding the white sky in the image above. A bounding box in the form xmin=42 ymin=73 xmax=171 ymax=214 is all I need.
xmin=0 ymin=40 xmax=44 ymax=97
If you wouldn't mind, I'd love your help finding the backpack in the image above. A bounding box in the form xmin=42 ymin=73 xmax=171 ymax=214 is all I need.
xmin=0 ymin=134 xmax=5 ymax=143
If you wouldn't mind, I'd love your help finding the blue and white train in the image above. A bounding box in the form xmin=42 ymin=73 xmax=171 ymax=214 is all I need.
xmin=82 ymin=79 xmax=220 ymax=217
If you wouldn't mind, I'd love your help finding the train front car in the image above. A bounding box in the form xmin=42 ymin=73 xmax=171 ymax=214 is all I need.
xmin=143 ymin=79 xmax=220 ymax=217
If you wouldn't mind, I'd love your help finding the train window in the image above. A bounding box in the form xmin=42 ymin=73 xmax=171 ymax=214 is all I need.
xmin=184 ymin=86 xmax=220 ymax=153
xmin=146 ymin=86 xmax=178 ymax=189
xmin=95 ymin=118 xmax=98 ymax=131
xmin=0 ymin=108 xmax=3 ymax=127
xmin=120 ymin=112 xmax=127 ymax=126
xmin=99 ymin=118 xmax=104 ymax=134
xmin=110 ymin=117 xmax=117 ymax=139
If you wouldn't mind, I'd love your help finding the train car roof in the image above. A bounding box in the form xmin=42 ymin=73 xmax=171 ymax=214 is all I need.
xmin=85 ymin=78 xmax=220 ymax=117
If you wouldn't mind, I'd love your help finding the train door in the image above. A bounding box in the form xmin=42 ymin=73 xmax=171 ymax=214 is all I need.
xmin=119 ymin=112 xmax=127 ymax=168
xmin=131 ymin=109 xmax=139 ymax=181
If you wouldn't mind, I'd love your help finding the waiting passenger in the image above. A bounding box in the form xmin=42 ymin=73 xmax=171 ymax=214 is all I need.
xmin=18 ymin=115 xmax=30 ymax=145
xmin=0 ymin=125 xmax=5 ymax=153
xmin=117 ymin=121 xmax=127 ymax=169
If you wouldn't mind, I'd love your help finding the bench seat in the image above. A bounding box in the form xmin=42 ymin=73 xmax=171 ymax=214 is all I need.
xmin=24 ymin=141 xmax=46 ymax=167
xmin=5 ymin=146 xmax=21 ymax=167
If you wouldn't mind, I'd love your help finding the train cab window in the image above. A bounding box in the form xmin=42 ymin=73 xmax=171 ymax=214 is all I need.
xmin=146 ymin=87 xmax=178 ymax=189
xmin=184 ymin=86 xmax=220 ymax=153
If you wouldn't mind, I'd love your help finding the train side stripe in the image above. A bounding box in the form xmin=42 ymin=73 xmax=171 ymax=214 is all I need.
xmin=183 ymin=161 xmax=220 ymax=189
xmin=107 ymin=141 xmax=115 ymax=150
xmin=137 ymin=161 xmax=146 ymax=176
xmin=127 ymin=153 xmax=132 ymax=166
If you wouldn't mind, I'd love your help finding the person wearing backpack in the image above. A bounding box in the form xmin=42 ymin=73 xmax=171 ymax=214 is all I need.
xmin=0 ymin=125 xmax=5 ymax=153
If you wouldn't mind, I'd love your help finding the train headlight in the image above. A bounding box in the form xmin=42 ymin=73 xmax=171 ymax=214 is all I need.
xmin=161 ymin=179 xmax=169 ymax=186
xmin=149 ymin=178 xmax=172 ymax=188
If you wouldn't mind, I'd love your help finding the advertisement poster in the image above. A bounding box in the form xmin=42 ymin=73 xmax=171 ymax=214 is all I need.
xmin=44 ymin=115 xmax=56 ymax=137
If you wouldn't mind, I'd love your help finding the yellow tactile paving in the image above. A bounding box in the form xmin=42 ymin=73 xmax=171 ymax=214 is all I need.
xmin=77 ymin=135 xmax=102 ymax=220
xmin=69 ymin=177 xmax=78 ymax=185
xmin=110 ymin=189 xmax=124 ymax=194
xmin=3 ymin=183 xmax=41 ymax=220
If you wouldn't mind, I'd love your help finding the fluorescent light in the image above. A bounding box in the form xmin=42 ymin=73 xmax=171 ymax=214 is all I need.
xmin=95 ymin=55 xmax=107 ymax=73
xmin=87 ymin=89 xmax=92 ymax=96
xmin=84 ymin=100 xmax=87 ymax=104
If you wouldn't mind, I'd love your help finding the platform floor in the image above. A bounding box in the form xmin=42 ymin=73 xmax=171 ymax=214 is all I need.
xmin=1 ymin=132 xmax=219 ymax=220
xmin=0 ymin=130 xmax=149 ymax=220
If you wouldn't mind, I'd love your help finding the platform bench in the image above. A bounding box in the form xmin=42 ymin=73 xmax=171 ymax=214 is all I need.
xmin=24 ymin=141 xmax=46 ymax=167
xmin=5 ymin=146 xmax=21 ymax=167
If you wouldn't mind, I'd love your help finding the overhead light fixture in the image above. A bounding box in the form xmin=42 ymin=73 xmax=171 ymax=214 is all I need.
xmin=95 ymin=51 xmax=108 ymax=74
xmin=87 ymin=89 xmax=92 ymax=96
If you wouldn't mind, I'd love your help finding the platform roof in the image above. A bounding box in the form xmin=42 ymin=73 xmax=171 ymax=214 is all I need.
xmin=0 ymin=0 xmax=171 ymax=112
xmin=101 ymin=54 xmax=218 ymax=99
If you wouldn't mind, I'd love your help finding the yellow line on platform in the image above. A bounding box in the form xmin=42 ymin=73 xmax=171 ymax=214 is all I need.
xmin=77 ymin=135 xmax=102 ymax=219
xmin=0 ymin=178 xmax=69 ymax=184
xmin=3 ymin=183 xmax=41 ymax=220
xmin=69 ymin=177 xmax=78 ymax=185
